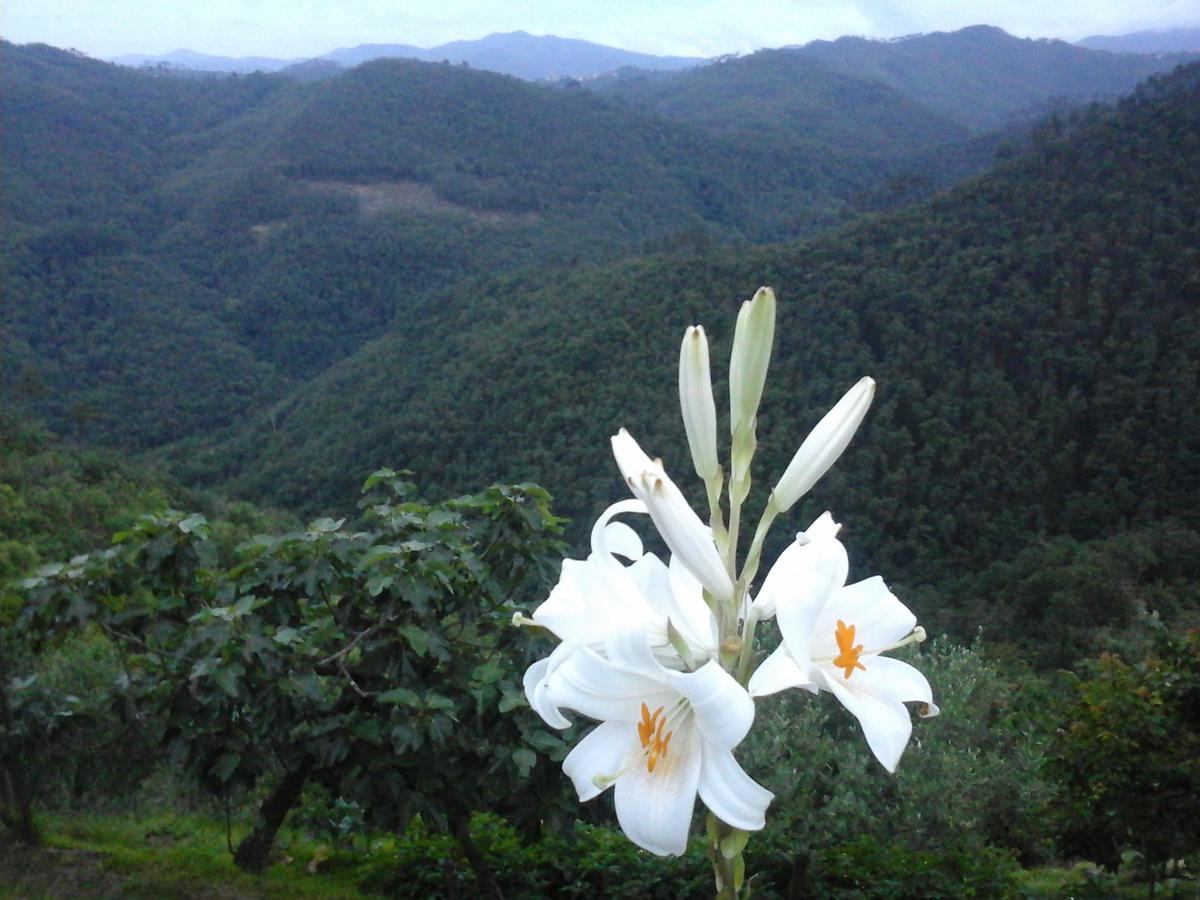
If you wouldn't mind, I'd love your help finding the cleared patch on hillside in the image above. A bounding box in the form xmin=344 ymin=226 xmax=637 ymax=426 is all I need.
xmin=298 ymin=180 xmax=539 ymax=224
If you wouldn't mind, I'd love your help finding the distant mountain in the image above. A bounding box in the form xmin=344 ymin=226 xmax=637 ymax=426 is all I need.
xmin=790 ymin=25 xmax=1195 ymax=130
xmin=112 ymin=31 xmax=703 ymax=80
xmin=111 ymin=48 xmax=303 ymax=72
xmin=323 ymin=31 xmax=703 ymax=79
xmin=593 ymin=48 xmax=970 ymax=158
xmin=1078 ymin=27 xmax=1200 ymax=55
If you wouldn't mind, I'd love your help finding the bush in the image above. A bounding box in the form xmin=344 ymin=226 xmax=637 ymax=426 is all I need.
xmin=740 ymin=637 xmax=1057 ymax=870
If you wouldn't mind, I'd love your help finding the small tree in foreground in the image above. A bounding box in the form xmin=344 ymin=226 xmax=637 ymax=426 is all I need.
xmin=1050 ymin=626 xmax=1200 ymax=887
xmin=14 ymin=472 xmax=569 ymax=889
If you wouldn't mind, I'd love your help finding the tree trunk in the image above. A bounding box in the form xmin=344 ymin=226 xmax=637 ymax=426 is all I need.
xmin=232 ymin=755 xmax=315 ymax=874
xmin=0 ymin=756 xmax=40 ymax=844
xmin=449 ymin=807 xmax=504 ymax=900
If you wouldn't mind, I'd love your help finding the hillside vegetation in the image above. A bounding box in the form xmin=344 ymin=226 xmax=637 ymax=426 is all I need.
xmin=172 ymin=63 xmax=1200 ymax=659
xmin=7 ymin=29 xmax=1185 ymax=451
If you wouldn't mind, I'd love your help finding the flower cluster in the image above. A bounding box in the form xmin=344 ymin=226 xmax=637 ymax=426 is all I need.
xmin=519 ymin=287 xmax=936 ymax=867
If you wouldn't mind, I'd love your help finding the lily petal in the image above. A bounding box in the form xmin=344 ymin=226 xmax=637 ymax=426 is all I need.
xmin=814 ymin=663 xmax=915 ymax=773
xmin=811 ymin=576 xmax=916 ymax=658
xmin=614 ymin=718 xmax=703 ymax=856
xmin=769 ymin=536 xmax=847 ymax=667
xmin=604 ymin=631 xmax=755 ymax=752
xmin=747 ymin=644 xmax=816 ymax=697
xmin=542 ymin=643 xmax=674 ymax=724
xmin=563 ymin=720 xmax=635 ymax=801
xmin=590 ymin=499 xmax=648 ymax=564
xmin=523 ymin=648 xmax=573 ymax=729
xmin=698 ymin=747 xmax=774 ymax=832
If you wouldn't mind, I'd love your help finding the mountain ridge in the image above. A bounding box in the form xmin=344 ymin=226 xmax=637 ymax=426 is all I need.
xmin=111 ymin=30 xmax=704 ymax=80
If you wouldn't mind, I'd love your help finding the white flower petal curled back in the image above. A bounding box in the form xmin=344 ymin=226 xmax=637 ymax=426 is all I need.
xmin=749 ymin=556 xmax=935 ymax=773
xmin=611 ymin=428 xmax=734 ymax=603
xmin=530 ymin=499 xmax=660 ymax=647
xmin=528 ymin=498 xmax=718 ymax=664
xmin=535 ymin=630 xmax=772 ymax=856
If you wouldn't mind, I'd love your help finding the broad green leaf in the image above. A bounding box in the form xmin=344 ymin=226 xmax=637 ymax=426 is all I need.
xmin=401 ymin=626 xmax=429 ymax=657
xmin=213 ymin=666 xmax=239 ymax=698
xmin=377 ymin=687 xmax=420 ymax=706
xmin=512 ymin=748 xmax=536 ymax=777
xmin=211 ymin=752 xmax=241 ymax=782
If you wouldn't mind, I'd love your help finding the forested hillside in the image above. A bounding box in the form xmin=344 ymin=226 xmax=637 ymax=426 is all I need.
xmin=593 ymin=49 xmax=970 ymax=157
xmin=792 ymin=25 xmax=1195 ymax=129
xmin=3 ymin=39 xmax=998 ymax=449
xmin=4 ymin=40 xmax=1199 ymax=658
xmin=175 ymin=63 xmax=1200 ymax=659
xmin=597 ymin=27 xmax=1193 ymax=137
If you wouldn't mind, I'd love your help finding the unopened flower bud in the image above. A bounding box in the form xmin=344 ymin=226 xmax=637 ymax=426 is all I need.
xmin=679 ymin=325 xmax=719 ymax=481
xmin=772 ymin=376 xmax=875 ymax=512
xmin=729 ymin=287 xmax=776 ymax=483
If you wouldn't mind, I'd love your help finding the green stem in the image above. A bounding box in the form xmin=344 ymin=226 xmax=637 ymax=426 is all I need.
xmin=706 ymin=812 xmax=748 ymax=899
xmin=705 ymin=472 xmax=728 ymax=550
xmin=735 ymin=608 xmax=759 ymax=686
xmin=739 ymin=495 xmax=780 ymax=590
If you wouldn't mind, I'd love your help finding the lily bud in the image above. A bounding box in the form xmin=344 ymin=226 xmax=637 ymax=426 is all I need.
xmin=679 ymin=325 xmax=719 ymax=481
xmin=612 ymin=428 xmax=734 ymax=602
xmin=729 ymin=287 xmax=776 ymax=483
xmin=772 ymin=377 xmax=875 ymax=512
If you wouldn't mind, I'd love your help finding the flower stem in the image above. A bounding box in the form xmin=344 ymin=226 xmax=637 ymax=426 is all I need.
xmin=735 ymin=608 xmax=759 ymax=686
xmin=738 ymin=494 xmax=780 ymax=590
xmin=706 ymin=812 xmax=748 ymax=899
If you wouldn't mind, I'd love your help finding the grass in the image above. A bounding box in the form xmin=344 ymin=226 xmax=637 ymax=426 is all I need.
xmin=0 ymin=813 xmax=392 ymax=899
xmin=3 ymin=811 xmax=1196 ymax=899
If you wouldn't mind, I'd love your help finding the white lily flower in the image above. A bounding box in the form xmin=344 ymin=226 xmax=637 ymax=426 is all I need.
xmin=749 ymin=539 xmax=935 ymax=773
xmin=679 ymin=325 xmax=720 ymax=482
xmin=528 ymin=499 xmax=719 ymax=665
xmin=772 ymin=377 xmax=875 ymax=512
xmin=751 ymin=512 xmax=844 ymax=620
xmin=529 ymin=629 xmax=773 ymax=856
xmin=611 ymin=428 xmax=734 ymax=603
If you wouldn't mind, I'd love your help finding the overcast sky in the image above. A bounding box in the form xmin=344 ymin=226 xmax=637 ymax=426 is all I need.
xmin=3 ymin=0 xmax=1199 ymax=60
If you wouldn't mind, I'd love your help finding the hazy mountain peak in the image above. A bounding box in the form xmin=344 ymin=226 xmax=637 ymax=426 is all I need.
xmin=1078 ymin=27 xmax=1200 ymax=55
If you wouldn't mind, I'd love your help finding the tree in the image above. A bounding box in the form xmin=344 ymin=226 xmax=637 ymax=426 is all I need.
xmin=1050 ymin=627 xmax=1200 ymax=887
xmin=14 ymin=470 xmax=572 ymax=886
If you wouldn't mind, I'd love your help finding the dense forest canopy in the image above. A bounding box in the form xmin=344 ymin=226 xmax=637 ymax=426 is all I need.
xmin=156 ymin=64 xmax=1200 ymax=642
xmin=4 ymin=30 xmax=1191 ymax=448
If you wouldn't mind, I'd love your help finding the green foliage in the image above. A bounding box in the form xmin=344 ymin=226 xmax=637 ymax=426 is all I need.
xmin=1049 ymin=628 xmax=1200 ymax=877
xmin=742 ymin=640 xmax=1057 ymax=869
xmin=942 ymin=523 xmax=1200 ymax=667
xmin=0 ymin=408 xmax=292 ymax=597
xmin=359 ymin=812 xmax=1018 ymax=899
xmin=12 ymin=470 xmax=568 ymax=865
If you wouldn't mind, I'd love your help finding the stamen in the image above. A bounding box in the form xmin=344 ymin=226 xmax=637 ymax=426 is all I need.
xmin=635 ymin=699 xmax=687 ymax=774
xmin=832 ymin=620 xmax=866 ymax=679
xmin=814 ymin=625 xmax=928 ymax=672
